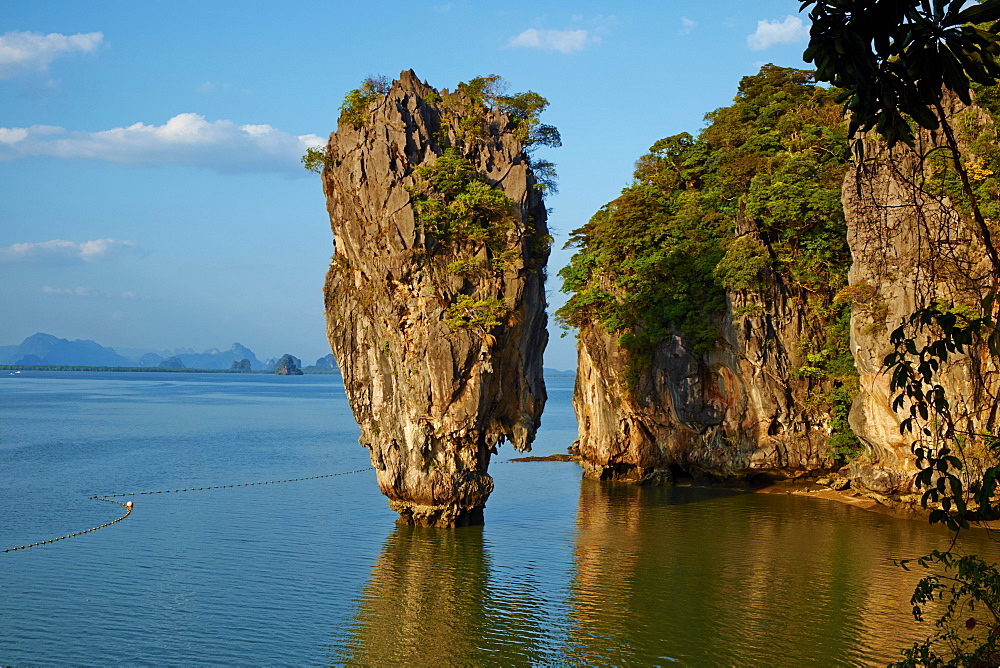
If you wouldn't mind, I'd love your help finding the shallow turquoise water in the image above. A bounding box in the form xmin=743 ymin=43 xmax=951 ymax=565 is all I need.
xmin=0 ymin=370 xmax=995 ymax=665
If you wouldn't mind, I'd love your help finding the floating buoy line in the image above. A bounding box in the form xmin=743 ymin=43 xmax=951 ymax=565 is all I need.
xmin=1 ymin=467 xmax=373 ymax=554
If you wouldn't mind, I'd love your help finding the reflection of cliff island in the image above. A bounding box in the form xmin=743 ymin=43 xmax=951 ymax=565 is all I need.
xmin=564 ymin=478 xmax=945 ymax=665
xmin=330 ymin=526 xmax=489 ymax=664
xmin=323 ymin=468 xmax=993 ymax=664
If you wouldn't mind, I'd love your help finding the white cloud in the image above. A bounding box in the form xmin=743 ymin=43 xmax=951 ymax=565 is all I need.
xmin=41 ymin=286 xmax=137 ymax=299
xmin=0 ymin=113 xmax=324 ymax=175
xmin=506 ymin=28 xmax=600 ymax=54
xmin=681 ymin=17 xmax=697 ymax=35
xmin=42 ymin=285 xmax=101 ymax=297
xmin=0 ymin=30 xmax=103 ymax=79
xmin=747 ymin=16 xmax=810 ymax=50
xmin=0 ymin=239 xmax=142 ymax=263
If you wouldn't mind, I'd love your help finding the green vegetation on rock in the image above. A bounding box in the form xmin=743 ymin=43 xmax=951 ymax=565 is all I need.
xmin=408 ymin=148 xmax=515 ymax=252
xmin=444 ymin=295 xmax=507 ymax=330
xmin=557 ymin=63 xmax=858 ymax=454
xmin=441 ymin=74 xmax=562 ymax=151
xmin=401 ymin=76 xmax=558 ymax=332
xmin=301 ymin=146 xmax=328 ymax=174
xmin=558 ymin=65 xmax=850 ymax=344
xmin=339 ymin=74 xmax=391 ymax=128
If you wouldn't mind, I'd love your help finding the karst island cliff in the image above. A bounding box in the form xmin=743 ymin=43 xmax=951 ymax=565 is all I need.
xmin=317 ymin=71 xmax=556 ymax=526
xmin=559 ymin=65 xmax=855 ymax=485
xmin=559 ymin=64 xmax=1000 ymax=514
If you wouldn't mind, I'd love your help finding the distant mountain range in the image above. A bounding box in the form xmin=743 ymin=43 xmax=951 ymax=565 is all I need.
xmin=0 ymin=333 xmax=572 ymax=376
xmin=0 ymin=333 xmax=339 ymax=372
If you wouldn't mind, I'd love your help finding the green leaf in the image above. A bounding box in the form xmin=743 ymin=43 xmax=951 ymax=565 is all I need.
xmin=941 ymin=49 xmax=973 ymax=102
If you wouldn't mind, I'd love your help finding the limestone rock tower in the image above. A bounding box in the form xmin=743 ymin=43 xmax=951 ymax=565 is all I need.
xmin=320 ymin=71 xmax=552 ymax=526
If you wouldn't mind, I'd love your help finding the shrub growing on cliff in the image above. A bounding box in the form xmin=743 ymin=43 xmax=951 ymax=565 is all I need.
xmin=301 ymin=146 xmax=329 ymax=174
xmin=408 ymin=148 xmax=516 ymax=258
xmin=714 ymin=236 xmax=771 ymax=291
xmin=444 ymin=75 xmax=562 ymax=153
xmin=339 ymin=75 xmax=391 ymax=128
xmin=444 ymin=294 xmax=507 ymax=330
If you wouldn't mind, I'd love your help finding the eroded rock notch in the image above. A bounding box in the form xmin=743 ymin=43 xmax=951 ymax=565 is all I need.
xmin=320 ymin=71 xmax=552 ymax=526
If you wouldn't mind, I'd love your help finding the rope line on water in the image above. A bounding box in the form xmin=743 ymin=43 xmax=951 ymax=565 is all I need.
xmin=2 ymin=498 xmax=132 ymax=553
xmin=1 ymin=467 xmax=373 ymax=554
xmin=91 ymin=467 xmax=374 ymax=498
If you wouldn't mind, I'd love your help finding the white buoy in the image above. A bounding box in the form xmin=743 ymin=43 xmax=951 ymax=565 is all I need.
xmin=125 ymin=501 xmax=133 ymax=509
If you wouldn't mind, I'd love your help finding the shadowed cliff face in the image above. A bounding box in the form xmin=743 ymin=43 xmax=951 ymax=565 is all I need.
xmin=321 ymin=71 xmax=549 ymax=526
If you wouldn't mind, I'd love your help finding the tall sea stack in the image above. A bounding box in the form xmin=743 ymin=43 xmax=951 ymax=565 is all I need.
xmin=321 ymin=71 xmax=551 ymax=526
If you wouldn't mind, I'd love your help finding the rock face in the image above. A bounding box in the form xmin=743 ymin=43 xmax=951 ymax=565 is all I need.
xmin=321 ymin=71 xmax=549 ymax=526
xmin=563 ymin=66 xmax=852 ymax=486
xmin=574 ymin=255 xmax=836 ymax=484
xmin=842 ymin=106 xmax=1000 ymax=502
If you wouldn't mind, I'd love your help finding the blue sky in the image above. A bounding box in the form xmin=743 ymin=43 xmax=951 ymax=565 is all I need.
xmin=1 ymin=1 xmax=816 ymax=369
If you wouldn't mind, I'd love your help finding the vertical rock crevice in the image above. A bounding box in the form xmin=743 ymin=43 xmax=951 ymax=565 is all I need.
xmin=321 ymin=71 xmax=550 ymax=526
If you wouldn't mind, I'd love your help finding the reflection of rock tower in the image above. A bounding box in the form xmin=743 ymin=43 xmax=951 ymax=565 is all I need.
xmin=331 ymin=526 xmax=555 ymax=665
xmin=332 ymin=527 xmax=489 ymax=664
xmin=321 ymin=71 xmax=551 ymax=526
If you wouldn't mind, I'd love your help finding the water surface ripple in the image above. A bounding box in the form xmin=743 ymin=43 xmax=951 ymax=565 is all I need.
xmin=1 ymin=371 xmax=996 ymax=665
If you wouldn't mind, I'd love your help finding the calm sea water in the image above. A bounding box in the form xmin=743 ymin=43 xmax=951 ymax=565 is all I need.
xmin=1 ymin=370 xmax=996 ymax=666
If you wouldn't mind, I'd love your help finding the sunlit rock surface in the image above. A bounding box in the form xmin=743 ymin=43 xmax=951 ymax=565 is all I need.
xmin=842 ymin=105 xmax=1000 ymax=504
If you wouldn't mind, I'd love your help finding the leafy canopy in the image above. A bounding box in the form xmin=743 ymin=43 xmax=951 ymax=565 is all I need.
xmin=558 ymin=65 xmax=851 ymax=365
xmin=802 ymin=0 xmax=1000 ymax=149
